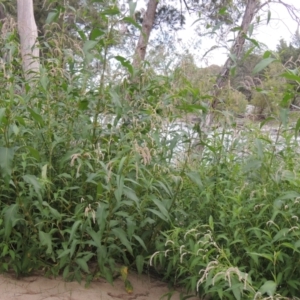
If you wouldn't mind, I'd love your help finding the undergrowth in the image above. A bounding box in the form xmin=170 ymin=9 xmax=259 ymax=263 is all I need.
xmin=1 ymin=7 xmax=300 ymax=300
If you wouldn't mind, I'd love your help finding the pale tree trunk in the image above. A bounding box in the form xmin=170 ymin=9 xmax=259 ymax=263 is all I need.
xmin=17 ymin=0 xmax=39 ymax=79
xmin=205 ymin=0 xmax=259 ymax=128
xmin=132 ymin=0 xmax=158 ymax=68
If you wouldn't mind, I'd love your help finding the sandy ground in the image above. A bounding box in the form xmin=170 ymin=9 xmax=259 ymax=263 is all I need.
xmin=0 ymin=271 xmax=199 ymax=300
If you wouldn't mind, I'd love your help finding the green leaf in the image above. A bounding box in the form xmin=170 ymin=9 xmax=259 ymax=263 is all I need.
xmin=112 ymin=228 xmax=133 ymax=255
xmin=272 ymin=228 xmax=289 ymax=242
xmin=231 ymin=26 xmax=242 ymax=32
xmin=128 ymin=1 xmax=137 ymax=17
xmin=186 ymin=171 xmax=202 ymax=188
xmin=208 ymin=215 xmax=214 ymax=231
xmin=259 ymin=280 xmax=276 ymax=296
xmin=63 ymin=265 xmax=70 ymax=279
xmin=0 ymin=107 xmax=6 ymax=124
xmin=218 ymin=7 xmax=227 ymax=15
xmin=276 ymin=272 xmax=283 ymax=285
xmin=136 ymin=255 xmax=144 ymax=274
xmin=248 ymin=24 xmax=254 ymax=37
xmin=114 ymin=174 xmax=124 ymax=204
xmin=39 ymin=231 xmax=53 ymax=254
xmin=151 ymin=197 xmax=170 ymax=221
xmin=133 ymin=234 xmax=147 ymax=251
xmin=295 ymin=240 xmax=300 ymax=249
xmin=11 ymin=123 xmax=19 ymax=136
xmin=46 ymin=10 xmax=59 ymax=24
xmin=260 ymin=117 xmax=275 ymax=128
xmin=89 ymin=28 xmax=104 ymax=40
xmin=255 ymin=138 xmax=264 ymax=158
xmin=100 ymin=6 xmax=120 ymax=16
xmin=122 ymin=16 xmax=141 ymax=30
xmin=78 ymin=100 xmax=89 ymax=110
xmin=248 ymin=252 xmax=273 ymax=263
xmin=275 ymin=191 xmax=300 ymax=201
xmin=245 ymin=37 xmax=259 ymax=47
xmin=70 ymin=239 xmax=79 ymax=258
xmin=86 ymin=227 xmax=101 ymax=248
xmin=4 ymin=204 xmax=20 ymax=238
xmin=146 ymin=208 xmax=166 ymax=221
xmin=114 ymin=56 xmax=133 ymax=76
xmin=263 ymin=50 xmax=272 ymax=59
xmin=126 ymin=218 xmax=135 ymax=238
xmin=41 ymin=164 xmax=47 ymax=180
xmin=243 ymin=158 xmax=262 ymax=173
xmin=15 ymin=116 xmax=26 ymax=126
xmin=231 ymin=283 xmax=241 ymax=300
xmin=267 ymin=10 xmax=271 ymax=24
xmin=253 ymin=57 xmax=277 ymax=74
xmin=281 ymin=72 xmax=300 ymax=82
xmin=96 ymin=203 xmax=108 ymax=236
xmin=102 ymin=266 xmax=113 ymax=284
xmin=23 ymin=174 xmax=42 ymax=198
xmin=69 ymin=220 xmax=82 ymax=243
xmin=117 ymin=156 xmax=127 ymax=174
xmin=230 ymin=65 xmax=236 ymax=77
xmin=96 ymin=182 xmax=103 ymax=198
xmin=177 ymin=103 xmax=207 ymax=113
xmin=280 ymin=92 xmax=293 ymax=108
xmin=42 ymin=202 xmax=61 ymax=219
xmin=83 ymin=40 xmax=98 ymax=54
xmin=26 ymin=146 xmax=40 ymax=161
xmin=110 ymin=89 xmax=122 ymax=107
xmin=27 ymin=108 xmax=45 ymax=126
xmin=281 ymin=242 xmax=298 ymax=252
xmin=287 ymin=280 xmax=300 ymax=289
xmin=77 ymin=29 xmax=86 ymax=41
xmin=75 ymin=258 xmax=90 ymax=273
xmin=57 ymin=249 xmax=70 ymax=259
xmin=123 ymin=187 xmax=139 ymax=208
xmin=279 ymin=108 xmax=289 ymax=127
xmin=40 ymin=72 xmax=49 ymax=91
xmin=0 ymin=147 xmax=17 ymax=180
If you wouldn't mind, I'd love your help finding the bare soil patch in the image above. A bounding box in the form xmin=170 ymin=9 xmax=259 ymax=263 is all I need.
xmin=0 ymin=272 xmax=199 ymax=300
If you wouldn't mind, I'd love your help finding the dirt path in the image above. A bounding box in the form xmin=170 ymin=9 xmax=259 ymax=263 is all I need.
xmin=0 ymin=272 xmax=199 ymax=300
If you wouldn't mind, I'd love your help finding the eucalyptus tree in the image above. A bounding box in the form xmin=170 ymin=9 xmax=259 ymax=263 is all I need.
xmin=17 ymin=0 xmax=39 ymax=79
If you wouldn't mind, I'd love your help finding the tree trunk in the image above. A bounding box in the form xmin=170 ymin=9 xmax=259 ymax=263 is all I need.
xmin=216 ymin=0 xmax=259 ymax=90
xmin=17 ymin=0 xmax=40 ymax=79
xmin=205 ymin=0 xmax=259 ymax=127
xmin=132 ymin=0 xmax=158 ymax=68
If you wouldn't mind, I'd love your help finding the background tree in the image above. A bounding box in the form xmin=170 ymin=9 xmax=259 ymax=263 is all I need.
xmin=132 ymin=1 xmax=185 ymax=68
xmin=276 ymin=33 xmax=300 ymax=67
xmin=132 ymin=0 xmax=158 ymax=68
xmin=199 ymin=0 xmax=300 ymax=127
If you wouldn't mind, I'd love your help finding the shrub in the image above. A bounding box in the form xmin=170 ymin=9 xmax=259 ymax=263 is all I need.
xmin=217 ymin=87 xmax=248 ymax=115
xmin=251 ymin=63 xmax=287 ymax=118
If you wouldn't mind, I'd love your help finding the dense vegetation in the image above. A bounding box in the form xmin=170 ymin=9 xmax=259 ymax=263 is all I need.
xmin=1 ymin=1 xmax=300 ymax=300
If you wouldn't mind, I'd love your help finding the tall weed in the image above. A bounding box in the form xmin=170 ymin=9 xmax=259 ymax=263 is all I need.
xmin=151 ymin=113 xmax=300 ymax=299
